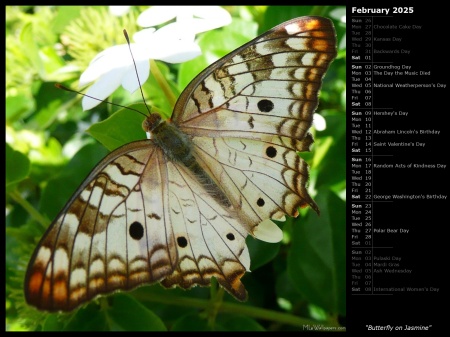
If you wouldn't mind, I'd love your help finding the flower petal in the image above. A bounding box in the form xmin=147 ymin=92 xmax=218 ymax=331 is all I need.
xmin=137 ymin=6 xmax=180 ymax=27
xmin=189 ymin=5 xmax=230 ymax=20
xmin=79 ymin=45 xmax=131 ymax=86
xmin=313 ymin=113 xmax=327 ymax=131
xmin=82 ymin=68 xmax=126 ymax=110
xmin=121 ymin=59 xmax=150 ymax=93
xmin=109 ymin=6 xmax=130 ymax=17
xmin=153 ymin=41 xmax=201 ymax=63
xmin=132 ymin=28 xmax=156 ymax=44
xmin=151 ymin=22 xmax=195 ymax=43
xmin=188 ymin=17 xmax=232 ymax=35
xmin=187 ymin=6 xmax=232 ymax=32
xmin=135 ymin=23 xmax=201 ymax=63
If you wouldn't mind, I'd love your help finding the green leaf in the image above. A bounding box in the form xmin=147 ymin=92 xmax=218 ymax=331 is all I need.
xmin=246 ymin=235 xmax=281 ymax=270
xmin=275 ymin=270 xmax=304 ymax=303
xmin=287 ymin=188 xmax=346 ymax=315
xmin=51 ymin=6 xmax=83 ymax=34
xmin=40 ymin=46 xmax=66 ymax=80
xmin=217 ymin=314 xmax=265 ymax=331
xmin=40 ymin=142 xmax=108 ymax=220
xmin=62 ymin=304 xmax=107 ymax=331
xmin=29 ymin=82 xmax=63 ymax=129
xmin=171 ymin=313 xmax=210 ymax=331
xmin=106 ymin=294 xmax=167 ymax=331
xmin=172 ymin=312 xmax=266 ymax=331
xmin=41 ymin=314 xmax=65 ymax=331
xmin=6 ymin=143 xmax=30 ymax=187
xmin=87 ymin=103 xmax=149 ymax=151
xmin=20 ymin=22 xmax=44 ymax=79
xmin=315 ymin=112 xmax=346 ymax=190
xmin=6 ymin=94 xmax=35 ymax=123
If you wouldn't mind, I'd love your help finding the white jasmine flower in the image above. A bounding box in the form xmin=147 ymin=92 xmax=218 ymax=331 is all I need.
xmin=109 ymin=6 xmax=130 ymax=17
xmin=313 ymin=113 xmax=326 ymax=131
xmin=80 ymin=23 xmax=200 ymax=110
xmin=137 ymin=5 xmax=232 ymax=33
xmin=80 ymin=6 xmax=231 ymax=110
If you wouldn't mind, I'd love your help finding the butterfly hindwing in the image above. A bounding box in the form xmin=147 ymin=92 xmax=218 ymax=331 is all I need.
xmin=25 ymin=141 xmax=249 ymax=311
xmin=192 ymin=134 xmax=318 ymax=228
xmin=25 ymin=141 xmax=172 ymax=311
xmin=161 ymin=160 xmax=249 ymax=300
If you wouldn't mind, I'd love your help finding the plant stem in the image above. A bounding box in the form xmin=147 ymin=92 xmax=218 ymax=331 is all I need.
xmin=150 ymin=59 xmax=177 ymax=108
xmin=205 ymin=283 xmax=223 ymax=329
xmin=133 ymin=291 xmax=341 ymax=329
xmin=9 ymin=190 xmax=48 ymax=231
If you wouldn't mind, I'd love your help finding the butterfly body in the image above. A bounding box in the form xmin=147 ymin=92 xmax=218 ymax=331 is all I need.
xmin=149 ymin=114 xmax=231 ymax=207
xmin=150 ymin=113 xmax=194 ymax=164
xmin=25 ymin=16 xmax=337 ymax=311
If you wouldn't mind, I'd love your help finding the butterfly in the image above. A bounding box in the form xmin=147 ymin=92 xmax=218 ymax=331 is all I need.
xmin=25 ymin=16 xmax=337 ymax=312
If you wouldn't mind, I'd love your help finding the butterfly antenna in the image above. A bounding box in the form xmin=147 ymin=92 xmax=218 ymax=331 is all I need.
xmin=123 ymin=29 xmax=152 ymax=116
xmin=55 ymin=84 xmax=148 ymax=118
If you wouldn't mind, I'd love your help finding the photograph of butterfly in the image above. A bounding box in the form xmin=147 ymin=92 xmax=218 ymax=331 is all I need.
xmin=6 ymin=6 xmax=346 ymax=331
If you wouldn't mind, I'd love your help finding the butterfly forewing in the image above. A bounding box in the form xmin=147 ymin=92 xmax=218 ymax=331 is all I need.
xmin=25 ymin=16 xmax=336 ymax=312
xmin=172 ymin=16 xmax=336 ymax=130
xmin=172 ymin=16 xmax=336 ymax=232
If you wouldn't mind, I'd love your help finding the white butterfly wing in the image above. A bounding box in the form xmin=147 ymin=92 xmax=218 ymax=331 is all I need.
xmin=25 ymin=140 xmax=249 ymax=311
xmin=172 ymin=17 xmax=336 ymax=234
xmin=192 ymin=135 xmax=317 ymax=227
xmin=160 ymin=155 xmax=250 ymax=301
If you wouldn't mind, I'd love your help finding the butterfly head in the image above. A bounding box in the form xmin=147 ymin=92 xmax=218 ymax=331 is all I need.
xmin=142 ymin=112 xmax=163 ymax=133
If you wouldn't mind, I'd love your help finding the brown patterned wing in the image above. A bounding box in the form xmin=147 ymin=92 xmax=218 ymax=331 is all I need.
xmin=25 ymin=140 xmax=250 ymax=312
xmin=171 ymin=16 xmax=337 ymax=233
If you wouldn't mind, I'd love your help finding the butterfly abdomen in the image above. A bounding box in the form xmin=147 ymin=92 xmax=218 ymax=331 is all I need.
xmin=151 ymin=119 xmax=193 ymax=163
